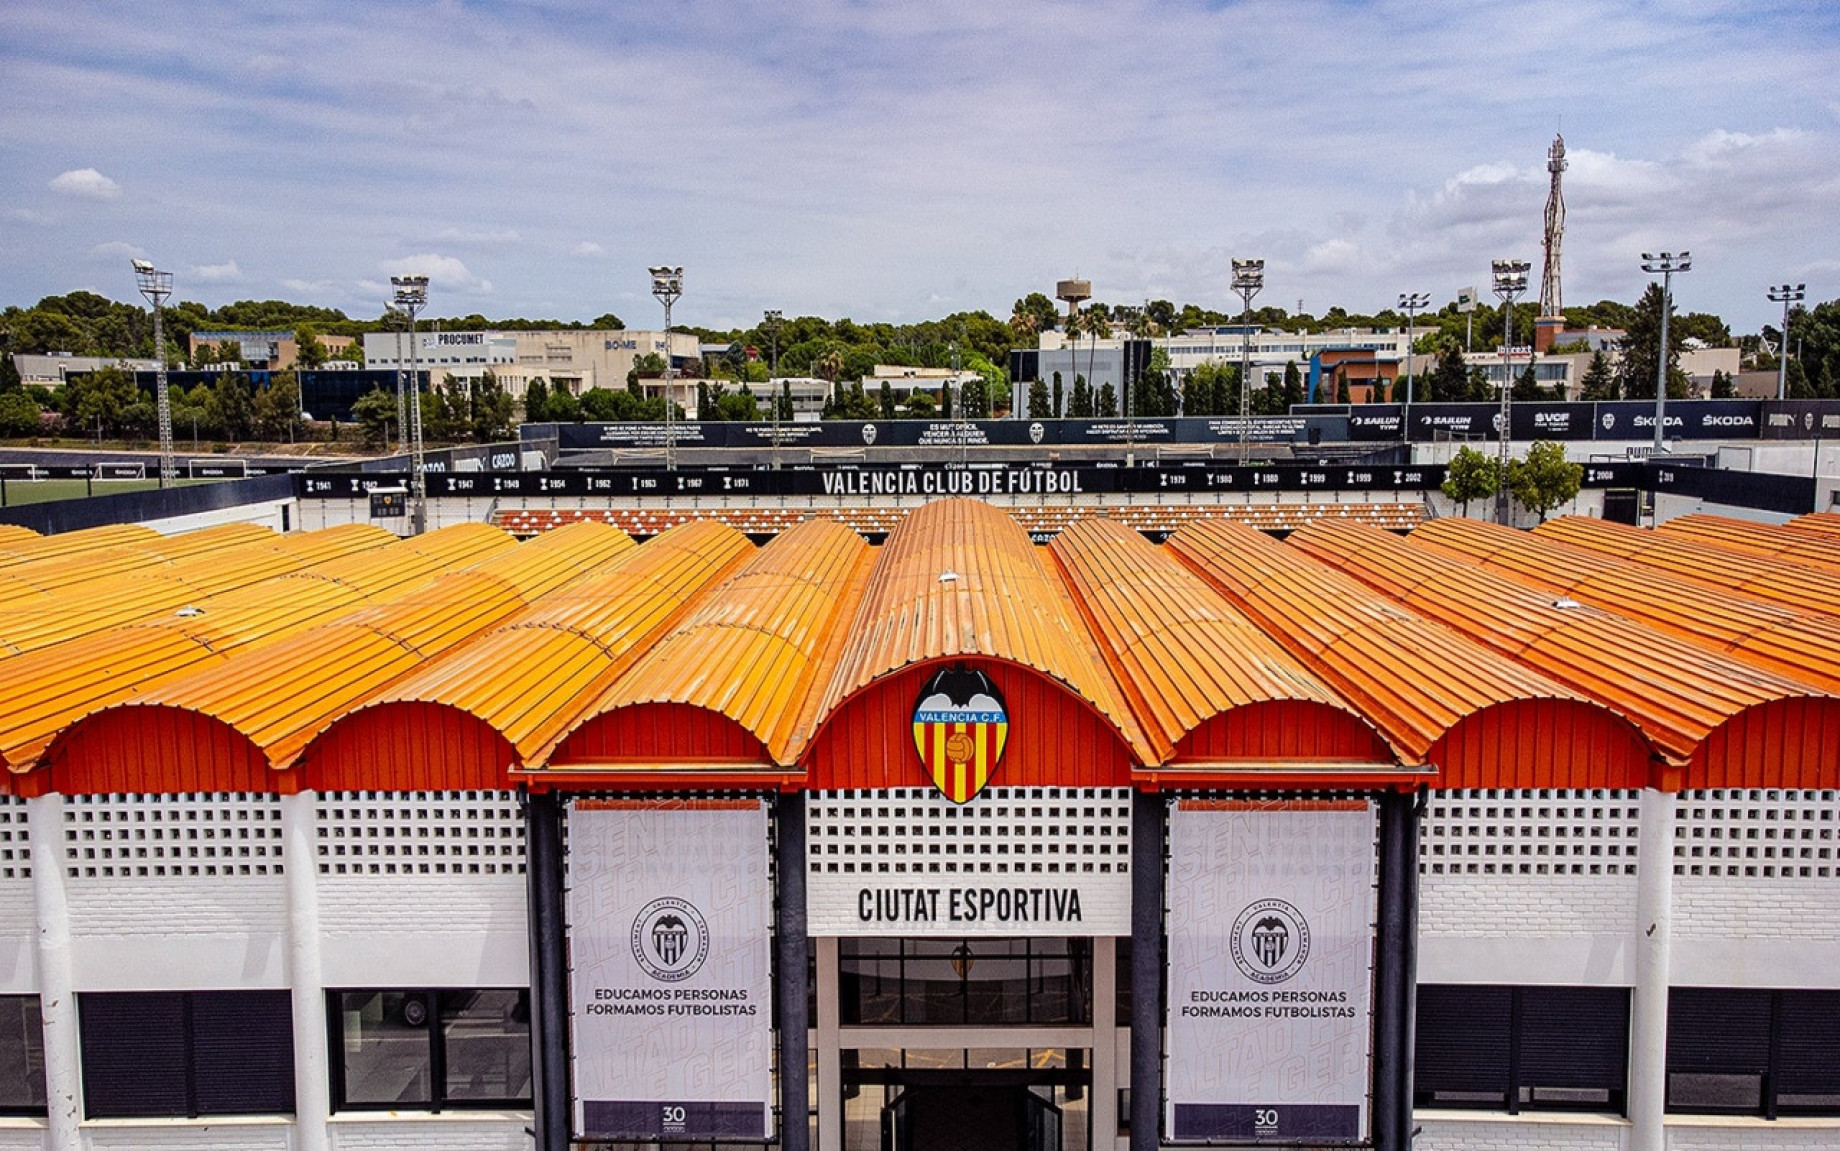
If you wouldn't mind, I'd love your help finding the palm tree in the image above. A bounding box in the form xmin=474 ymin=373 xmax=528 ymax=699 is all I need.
xmin=1082 ymin=307 xmax=1113 ymax=409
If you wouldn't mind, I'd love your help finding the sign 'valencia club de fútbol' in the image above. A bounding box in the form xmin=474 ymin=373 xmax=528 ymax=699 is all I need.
xmin=913 ymin=666 xmax=1009 ymax=804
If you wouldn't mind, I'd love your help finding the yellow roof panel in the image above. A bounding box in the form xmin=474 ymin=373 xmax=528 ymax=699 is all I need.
xmin=814 ymin=499 xmax=1150 ymax=757
xmin=585 ymin=518 xmax=871 ymax=763
xmin=1050 ymin=517 xmax=1379 ymax=761
xmin=0 ymin=523 xmax=159 ymax=567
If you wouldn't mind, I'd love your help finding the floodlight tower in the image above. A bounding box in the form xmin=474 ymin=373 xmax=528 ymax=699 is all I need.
xmin=650 ymin=267 xmax=683 ymax=471
xmin=1537 ymin=135 xmax=1567 ymax=349
xmin=1640 ymin=252 xmax=1691 ymax=454
xmin=1398 ymin=291 xmax=1431 ymax=432
xmin=763 ymin=309 xmax=783 ymax=469
xmin=1491 ymin=259 xmax=1531 ymax=525
xmin=131 ymin=260 xmax=177 ymax=488
xmin=390 ymin=275 xmax=430 ymax=534
xmin=1767 ymin=284 xmax=1806 ymax=400
xmin=1232 ymin=259 xmax=1265 ymax=464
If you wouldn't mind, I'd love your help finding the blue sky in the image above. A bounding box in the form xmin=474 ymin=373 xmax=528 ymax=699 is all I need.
xmin=3 ymin=0 xmax=1838 ymax=334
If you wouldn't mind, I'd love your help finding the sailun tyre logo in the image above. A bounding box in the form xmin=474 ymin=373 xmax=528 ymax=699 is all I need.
xmin=1230 ymin=898 xmax=1311 ymax=984
xmin=632 ymin=897 xmax=710 ymax=982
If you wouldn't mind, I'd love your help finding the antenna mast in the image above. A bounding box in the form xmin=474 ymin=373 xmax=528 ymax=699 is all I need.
xmin=1539 ymin=134 xmax=1567 ymax=322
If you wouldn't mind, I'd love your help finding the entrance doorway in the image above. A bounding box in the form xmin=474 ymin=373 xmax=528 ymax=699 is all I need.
xmin=843 ymin=1052 xmax=1087 ymax=1151
xmin=881 ymin=1082 xmax=1060 ymax=1151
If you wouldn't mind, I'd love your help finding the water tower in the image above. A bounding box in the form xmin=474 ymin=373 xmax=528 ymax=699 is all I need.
xmin=1056 ymin=279 xmax=1092 ymax=324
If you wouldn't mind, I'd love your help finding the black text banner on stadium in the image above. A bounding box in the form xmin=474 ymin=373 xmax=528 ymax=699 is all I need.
xmin=1166 ymin=799 xmax=1377 ymax=1145
xmin=566 ymin=798 xmax=772 ymax=1141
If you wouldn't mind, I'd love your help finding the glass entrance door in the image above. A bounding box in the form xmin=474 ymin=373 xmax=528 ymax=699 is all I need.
xmin=848 ymin=1050 xmax=1087 ymax=1151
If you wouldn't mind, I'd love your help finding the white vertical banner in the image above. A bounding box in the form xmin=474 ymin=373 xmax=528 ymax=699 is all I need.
xmin=1166 ymin=799 xmax=1376 ymax=1144
xmin=567 ymin=798 xmax=772 ymax=1141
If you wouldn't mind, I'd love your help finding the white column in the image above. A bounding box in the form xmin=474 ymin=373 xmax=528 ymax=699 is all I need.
xmin=1090 ymin=936 xmax=1118 ymax=1149
xmin=28 ymin=794 xmax=81 ymax=1151
xmin=283 ymin=790 xmax=331 ymax=1151
xmin=814 ymin=936 xmax=841 ymax=1151
xmin=1630 ymin=787 xmax=1677 ymax=1151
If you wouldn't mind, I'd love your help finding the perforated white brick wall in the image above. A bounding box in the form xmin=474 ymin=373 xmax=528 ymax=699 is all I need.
xmin=316 ymin=790 xmax=524 ymax=876
xmin=807 ymin=786 xmax=1131 ymax=877
xmin=1423 ymin=789 xmax=1641 ymax=878
xmin=0 ymin=796 xmax=27 ymax=881
xmin=0 ymin=1127 xmax=42 ymax=1151
xmin=1674 ymin=790 xmax=1838 ymax=880
xmin=1415 ymin=1116 xmax=1626 ymax=1151
xmin=63 ymin=793 xmax=283 ymax=879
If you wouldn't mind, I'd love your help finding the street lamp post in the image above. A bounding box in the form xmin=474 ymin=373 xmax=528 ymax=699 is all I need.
xmin=763 ymin=309 xmax=783 ymax=469
xmin=1398 ymin=292 xmax=1430 ymax=438
xmin=1491 ymin=259 xmax=1531 ymax=526
xmin=131 ymin=260 xmax=177 ymax=488
xmin=650 ymin=266 xmax=683 ymax=471
xmin=1232 ymin=259 xmax=1265 ymax=465
xmin=1640 ymin=252 xmax=1691 ymax=454
xmin=390 ymin=275 xmax=430 ymax=534
xmin=1767 ymin=283 xmax=1806 ymax=401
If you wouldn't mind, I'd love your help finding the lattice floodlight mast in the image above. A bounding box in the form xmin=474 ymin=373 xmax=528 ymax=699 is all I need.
xmin=763 ymin=309 xmax=783 ymax=469
xmin=650 ymin=267 xmax=683 ymax=471
xmin=389 ymin=275 xmax=430 ymax=535
xmin=1540 ymin=135 xmax=1567 ymax=322
xmin=1232 ymin=259 xmax=1265 ymax=465
xmin=1767 ymin=283 xmax=1806 ymax=401
xmin=131 ymin=260 xmax=176 ymax=488
xmin=1398 ymin=292 xmax=1431 ymax=431
xmin=1640 ymin=252 xmax=1691 ymax=454
xmin=1491 ymin=259 xmax=1531 ymax=525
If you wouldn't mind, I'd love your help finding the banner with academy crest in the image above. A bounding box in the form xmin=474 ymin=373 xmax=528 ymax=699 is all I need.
xmin=567 ymin=799 xmax=772 ymax=1141
xmin=1165 ymin=799 xmax=1377 ymax=1144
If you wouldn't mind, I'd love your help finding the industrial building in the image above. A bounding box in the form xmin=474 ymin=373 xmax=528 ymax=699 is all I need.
xmin=0 ymin=502 xmax=1837 ymax=1151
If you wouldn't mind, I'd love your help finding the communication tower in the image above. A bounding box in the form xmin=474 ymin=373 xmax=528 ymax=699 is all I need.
xmin=1536 ymin=135 xmax=1567 ymax=351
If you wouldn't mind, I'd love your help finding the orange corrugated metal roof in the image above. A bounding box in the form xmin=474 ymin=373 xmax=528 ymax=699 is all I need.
xmin=313 ymin=519 xmax=755 ymax=777
xmin=0 ymin=522 xmax=275 ymax=608
xmin=100 ymin=521 xmax=636 ymax=772
xmin=1413 ymin=517 xmax=1840 ymax=695
xmin=1166 ymin=518 xmax=1646 ymax=782
xmin=1049 ymin=517 xmax=1391 ymax=768
xmin=1788 ymin=511 xmax=1840 ymax=539
xmin=564 ymin=518 xmax=872 ymax=766
xmin=1657 ymin=513 xmax=1840 ymax=576
xmin=812 ymin=499 xmax=1150 ymax=759
xmin=0 ymin=523 xmax=159 ymax=567
xmin=0 ymin=524 xmax=392 ymax=657
xmin=1292 ymin=520 xmax=1840 ymax=780
xmin=0 ymin=523 xmax=513 ymax=777
xmin=1532 ymin=516 xmax=1840 ymax=624
xmin=0 ymin=526 xmax=39 ymax=548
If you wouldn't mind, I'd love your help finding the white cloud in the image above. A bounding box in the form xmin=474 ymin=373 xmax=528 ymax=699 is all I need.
xmin=189 ymin=261 xmax=243 ymax=283
xmin=381 ymin=253 xmax=492 ymax=295
xmin=89 ymin=239 xmax=148 ymax=261
xmin=573 ymin=241 xmax=605 ymax=257
xmin=8 ymin=207 xmax=51 ymax=225
xmin=48 ymin=168 xmax=122 ymax=200
xmin=434 ymin=226 xmax=521 ymax=245
xmin=282 ymin=278 xmax=338 ymax=293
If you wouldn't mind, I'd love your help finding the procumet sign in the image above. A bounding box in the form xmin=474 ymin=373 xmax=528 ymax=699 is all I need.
xmin=1166 ymin=799 xmax=1376 ymax=1144
xmin=567 ymin=799 xmax=772 ymax=1141
xmin=913 ymin=667 xmax=1010 ymax=804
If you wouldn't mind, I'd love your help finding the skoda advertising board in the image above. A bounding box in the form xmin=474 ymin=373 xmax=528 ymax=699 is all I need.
xmin=1166 ymin=799 xmax=1377 ymax=1144
xmin=567 ymin=798 xmax=772 ymax=1141
xmin=1593 ymin=399 xmax=1761 ymax=441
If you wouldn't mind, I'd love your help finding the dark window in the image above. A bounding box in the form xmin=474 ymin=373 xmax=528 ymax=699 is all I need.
xmin=839 ymin=938 xmax=1092 ymax=1026
xmin=1415 ymin=984 xmax=1628 ymax=1114
xmin=0 ymin=995 xmax=46 ymax=1116
xmin=1669 ymin=988 xmax=1840 ymax=1117
xmin=79 ymin=990 xmax=294 ymax=1118
xmin=329 ymin=989 xmax=530 ymax=1112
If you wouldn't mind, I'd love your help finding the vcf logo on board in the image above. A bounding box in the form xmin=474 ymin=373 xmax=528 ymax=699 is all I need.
xmin=912 ymin=667 xmax=1010 ymax=804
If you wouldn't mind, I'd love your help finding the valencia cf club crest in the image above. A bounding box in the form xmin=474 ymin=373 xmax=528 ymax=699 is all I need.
xmin=1230 ymin=898 xmax=1310 ymax=984
xmin=631 ymin=896 xmax=710 ymax=982
xmin=912 ymin=667 xmax=1010 ymax=804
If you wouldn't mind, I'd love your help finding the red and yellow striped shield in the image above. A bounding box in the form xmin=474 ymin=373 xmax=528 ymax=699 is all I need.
xmin=911 ymin=668 xmax=1009 ymax=804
